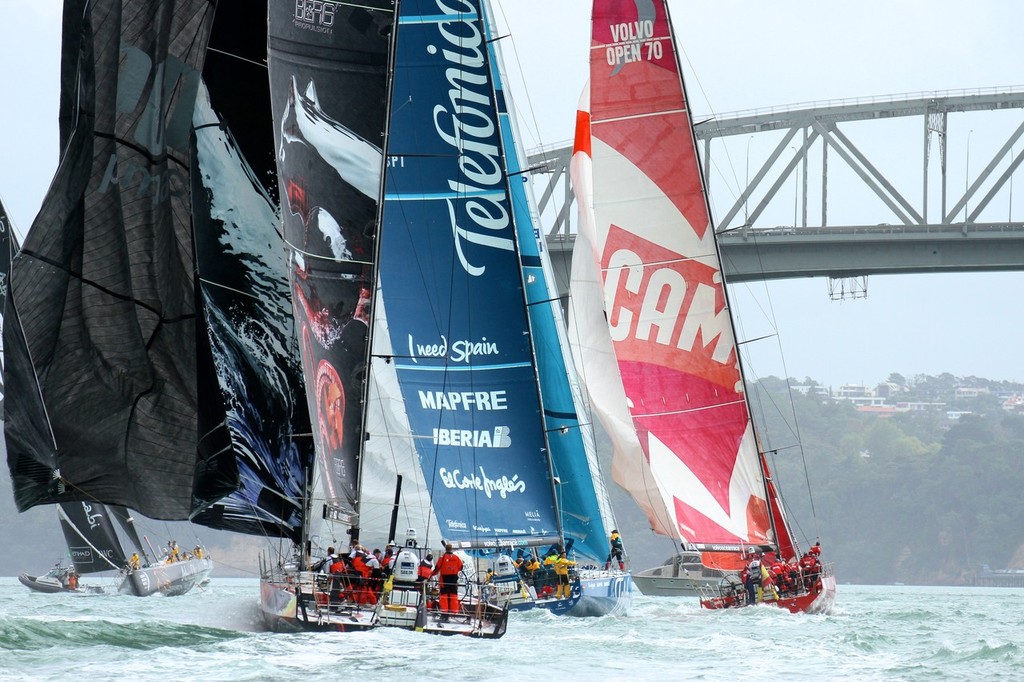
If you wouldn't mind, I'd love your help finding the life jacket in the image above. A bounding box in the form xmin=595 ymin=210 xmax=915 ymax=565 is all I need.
xmin=417 ymin=560 xmax=433 ymax=580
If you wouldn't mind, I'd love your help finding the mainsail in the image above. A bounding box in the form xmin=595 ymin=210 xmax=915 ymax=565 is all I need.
xmin=267 ymin=0 xmax=395 ymax=533
xmin=58 ymin=501 xmax=128 ymax=575
xmin=574 ymin=0 xmax=774 ymax=552
xmin=0 ymin=195 xmax=17 ymax=405
xmin=378 ymin=0 xmax=561 ymax=550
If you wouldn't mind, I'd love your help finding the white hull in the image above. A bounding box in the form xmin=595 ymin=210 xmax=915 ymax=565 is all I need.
xmin=632 ymin=554 xmax=728 ymax=597
xmin=119 ymin=557 xmax=212 ymax=597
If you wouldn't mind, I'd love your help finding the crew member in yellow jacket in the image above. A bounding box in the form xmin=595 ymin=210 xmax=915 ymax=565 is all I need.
xmin=553 ymin=551 xmax=576 ymax=599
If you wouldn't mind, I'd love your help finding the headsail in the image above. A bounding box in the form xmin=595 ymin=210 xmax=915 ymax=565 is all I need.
xmin=3 ymin=0 xmax=216 ymax=518
xmin=577 ymin=0 xmax=773 ymax=551
xmin=188 ymin=70 xmax=314 ymax=541
xmin=378 ymin=0 xmax=561 ymax=550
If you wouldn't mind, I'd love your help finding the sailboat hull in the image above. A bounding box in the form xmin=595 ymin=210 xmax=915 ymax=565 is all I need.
xmin=259 ymin=572 xmax=380 ymax=633
xmin=567 ymin=571 xmax=633 ymax=617
xmin=632 ymin=553 xmax=728 ymax=597
xmin=119 ymin=557 xmax=212 ymax=597
xmin=700 ymin=565 xmax=836 ymax=614
xmin=18 ymin=572 xmax=78 ymax=594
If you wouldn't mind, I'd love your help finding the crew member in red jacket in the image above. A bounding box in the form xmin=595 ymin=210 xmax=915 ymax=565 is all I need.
xmin=431 ymin=544 xmax=463 ymax=616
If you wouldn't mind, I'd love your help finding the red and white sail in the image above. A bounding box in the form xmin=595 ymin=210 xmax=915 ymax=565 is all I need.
xmin=573 ymin=0 xmax=774 ymax=550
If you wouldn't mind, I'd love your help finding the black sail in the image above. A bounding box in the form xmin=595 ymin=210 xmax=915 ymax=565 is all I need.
xmin=58 ymin=501 xmax=128 ymax=575
xmin=186 ymin=0 xmax=315 ymax=541
xmin=3 ymin=0 xmax=216 ymax=518
xmin=0 ymin=197 xmax=17 ymax=406
xmin=267 ymin=1 xmax=394 ymax=526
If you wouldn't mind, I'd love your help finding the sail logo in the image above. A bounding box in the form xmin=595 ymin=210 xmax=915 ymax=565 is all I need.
xmin=293 ymin=0 xmax=336 ymax=31
xmin=82 ymin=502 xmax=103 ymax=530
xmin=604 ymin=224 xmax=735 ymax=368
xmin=432 ymin=426 xmax=511 ymax=448
xmin=418 ymin=389 xmax=507 ymax=411
xmin=605 ymin=20 xmax=663 ymax=67
xmin=428 ymin=0 xmax=515 ymax=276
xmin=407 ymin=334 xmax=499 ymax=364
xmin=438 ymin=466 xmax=526 ymax=499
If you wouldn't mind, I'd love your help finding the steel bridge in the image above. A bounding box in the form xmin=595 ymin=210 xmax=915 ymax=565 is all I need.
xmin=530 ymin=87 xmax=1024 ymax=290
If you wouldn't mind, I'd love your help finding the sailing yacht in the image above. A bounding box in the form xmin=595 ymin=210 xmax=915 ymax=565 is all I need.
xmin=568 ymin=0 xmax=836 ymax=614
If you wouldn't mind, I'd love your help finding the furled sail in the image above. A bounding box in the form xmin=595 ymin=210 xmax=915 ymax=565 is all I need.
xmin=378 ymin=0 xmax=561 ymax=550
xmin=266 ymin=0 xmax=395 ymax=529
xmin=576 ymin=0 xmax=773 ymax=551
xmin=3 ymin=0 xmax=217 ymax=518
xmin=58 ymin=501 xmax=128 ymax=575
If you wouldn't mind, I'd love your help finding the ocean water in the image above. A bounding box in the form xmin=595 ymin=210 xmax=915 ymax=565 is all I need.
xmin=1 ymin=578 xmax=1021 ymax=681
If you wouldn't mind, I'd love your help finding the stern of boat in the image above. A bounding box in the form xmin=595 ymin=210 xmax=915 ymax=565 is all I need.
xmin=566 ymin=569 xmax=633 ymax=617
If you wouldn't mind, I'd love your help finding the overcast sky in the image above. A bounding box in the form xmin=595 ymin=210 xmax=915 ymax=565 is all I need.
xmin=1 ymin=0 xmax=1022 ymax=387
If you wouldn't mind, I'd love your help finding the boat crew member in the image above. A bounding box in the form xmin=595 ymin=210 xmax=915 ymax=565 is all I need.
xmin=67 ymin=570 xmax=78 ymax=590
xmin=128 ymin=552 xmax=140 ymax=571
xmin=606 ymin=529 xmax=625 ymax=571
xmin=553 ymin=551 xmax=576 ymax=599
xmin=744 ymin=551 xmax=761 ymax=604
xmin=431 ymin=544 xmax=463 ymax=616
xmin=417 ymin=554 xmax=434 ymax=582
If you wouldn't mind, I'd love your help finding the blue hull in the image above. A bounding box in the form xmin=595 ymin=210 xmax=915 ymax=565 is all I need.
xmin=507 ymin=572 xmax=633 ymax=617
xmin=567 ymin=572 xmax=633 ymax=617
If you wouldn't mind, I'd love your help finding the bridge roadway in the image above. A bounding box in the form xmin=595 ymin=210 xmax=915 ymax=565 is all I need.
xmin=531 ymin=88 xmax=1024 ymax=287
xmin=543 ymin=222 xmax=1024 ymax=288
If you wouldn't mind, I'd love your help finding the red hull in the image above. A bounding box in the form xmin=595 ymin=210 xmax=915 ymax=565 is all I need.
xmin=701 ymin=566 xmax=836 ymax=614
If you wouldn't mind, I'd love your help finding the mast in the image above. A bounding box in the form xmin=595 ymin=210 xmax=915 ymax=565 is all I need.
xmin=662 ymin=4 xmax=781 ymax=549
xmin=479 ymin=0 xmax=566 ymax=550
xmin=354 ymin=2 xmax=404 ymax=548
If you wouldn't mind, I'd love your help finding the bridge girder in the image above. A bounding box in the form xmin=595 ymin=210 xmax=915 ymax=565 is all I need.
xmin=530 ymin=87 xmax=1024 ymax=283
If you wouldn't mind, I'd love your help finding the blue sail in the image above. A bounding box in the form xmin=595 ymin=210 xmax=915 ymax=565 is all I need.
xmin=378 ymin=0 xmax=560 ymax=550
xmin=481 ymin=7 xmax=613 ymax=563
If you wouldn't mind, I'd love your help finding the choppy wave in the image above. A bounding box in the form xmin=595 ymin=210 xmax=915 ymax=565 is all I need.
xmin=1 ymin=580 xmax=1022 ymax=681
